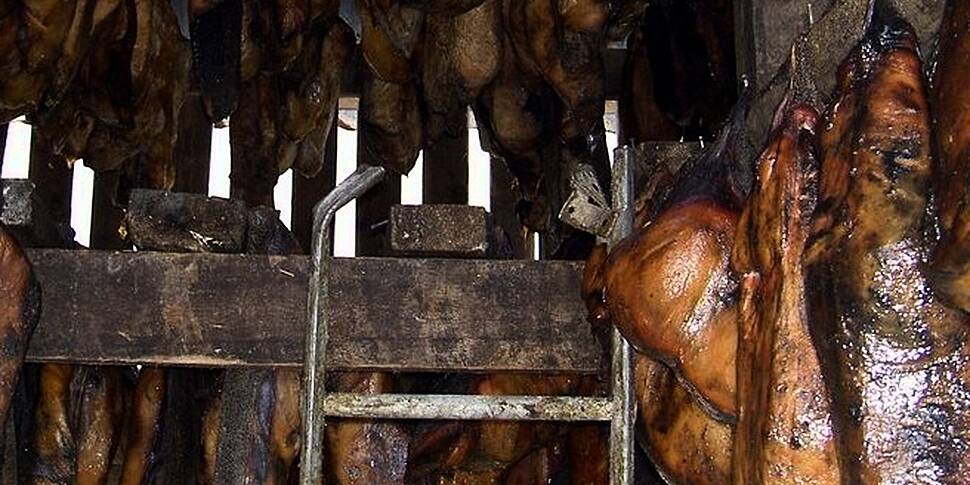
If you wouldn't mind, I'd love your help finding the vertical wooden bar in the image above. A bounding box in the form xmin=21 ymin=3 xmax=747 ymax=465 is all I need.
xmin=422 ymin=112 xmax=469 ymax=204
xmin=28 ymin=129 xmax=74 ymax=224
xmin=0 ymin=124 xmax=8 ymax=174
xmin=490 ymin=158 xmax=532 ymax=260
xmin=356 ymin=132 xmax=401 ymax=257
xmin=173 ymin=94 xmax=213 ymax=194
xmin=90 ymin=171 xmax=127 ymax=250
xmin=292 ymin=124 xmax=337 ymax=252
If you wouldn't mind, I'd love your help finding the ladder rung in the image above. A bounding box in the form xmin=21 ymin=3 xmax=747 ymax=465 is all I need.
xmin=322 ymin=393 xmax=614 ymax=421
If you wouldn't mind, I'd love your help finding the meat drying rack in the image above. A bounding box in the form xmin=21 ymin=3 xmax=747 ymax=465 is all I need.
xmin=297 ymin=158 xmax=637 ymax=485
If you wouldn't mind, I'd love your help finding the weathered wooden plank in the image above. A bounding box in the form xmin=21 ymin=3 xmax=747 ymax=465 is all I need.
xmin=388 ymin=204 xmax=492 ymax=258
xmin=23 ymin=250 xmax=600 ymax=373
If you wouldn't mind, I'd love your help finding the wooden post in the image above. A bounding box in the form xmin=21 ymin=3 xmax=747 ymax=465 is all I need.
xmin=490 ymin=158 xmax=532 ymax=260
xmin=173 ymin=94 xmax=213 ymax=195
xmin=0 ymin=124 xmax=7 ymax=174
xmin=291 ymin=124 xmax=337 ymax=252
xmin=422 ymin=111 xmax=469 ymax=205
xmin=28 ymin=129 xmax=73 ymax=225
xmin=733 ymin=0 xmax=834 ymax=91
xmin=90 ymin=171 xmax=127 ymax=250
xmin=355 ymin=130 xmax=401 ymax=257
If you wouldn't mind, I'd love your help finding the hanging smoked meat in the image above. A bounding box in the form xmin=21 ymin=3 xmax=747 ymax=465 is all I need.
xmin=929 ymin=0 xmax=970 ymax=313
xmin=585 ymin=101 xmax=750 ymax=423
xmin=325 ymin=372 xmax=410 ymax=484
xmin=231 ymin=14 xmax=352 ymax=206
xmin=731 ymin=97 xmax=840 ymax=483
xmin=805 ymin=4 xmax=970 ymax=481
xmin=0 ymin=226 xmax=39 ymax=461
xmin=635 ymin=356 xmax=732 ymax=485
xmin=420 ymin=0 xmax=500 ymax=142
xmin=356 ymin=0 xmax=425 ymax=174
xmin=619 ymin=0 xmax=737 ymax=143
xmin=582 ymin=98 xmax=756 ymax=482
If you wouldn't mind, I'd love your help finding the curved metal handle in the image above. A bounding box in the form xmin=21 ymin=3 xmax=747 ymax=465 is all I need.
xmin=300 ymin=164 xmax=386 ymax=485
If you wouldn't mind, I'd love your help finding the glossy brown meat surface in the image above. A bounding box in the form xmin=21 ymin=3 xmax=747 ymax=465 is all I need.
xmin=806 ymin=7 xmax=970 ymax=483
xmin=635 ymin=356 xmax=731 ymax=485
xmin=929 ymin=0 xmax=970 ymax=313
xmin=731 ymin=100 xmax=840 ymax=484
xmin=119 ymin=367 xmax=165 ymax=485
xmin=326 ymin=372 xmax=410 ymax=484
xmin=73 ymin=367 xmax=125 ymax=485
xmin=597 ymin=200 xmax=739 ymax=420
xmin=29 ymin=364 xmax=75 ymax=484
xmin=0 ymin=226 xmax=38 ymax=441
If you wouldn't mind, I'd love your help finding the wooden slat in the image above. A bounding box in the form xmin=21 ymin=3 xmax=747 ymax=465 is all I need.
xmin=24 ymin=250 xmax=600 ymax=373
xmin=90 ymin=170 xmax=127 ymax=250
xmin=0 ymin=123 xmax=7 ymax=174
xmin=490 ymin=157 xmax=533 ymax=259
xmin=172 ymin=94 xmax=213 ymax=194
xmin=28 ymin=128 xmax=74 ymax=225
xmin=291 ymin=123 xmax=337 ymax=252
xmin=423 ymin=111 xmax=469 ymax=204
xmin=356 ymin=128 xmax=401 ymax=257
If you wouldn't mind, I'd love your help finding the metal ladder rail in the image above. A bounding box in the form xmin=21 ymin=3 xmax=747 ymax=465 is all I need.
xmin=299 ymin=157 xmax=636 ymax=485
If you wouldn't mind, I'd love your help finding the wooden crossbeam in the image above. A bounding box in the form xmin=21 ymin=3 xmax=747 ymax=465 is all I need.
xmin=23 ymin=250 xmax=602 ymax=373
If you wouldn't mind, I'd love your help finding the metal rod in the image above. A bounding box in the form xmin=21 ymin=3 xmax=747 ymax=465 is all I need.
xmin=609 ymin=147 xmax=636 ymax=485
xmin=300 ymin=165 xmax=386 ymax=485
xmin=322 ymin=394 xmax=613 ymax=421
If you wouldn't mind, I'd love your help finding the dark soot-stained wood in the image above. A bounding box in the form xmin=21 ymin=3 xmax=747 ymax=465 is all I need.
xmin=90 ymin=170 xmax=127 ymax=250
xmin=423 ymin=111 xmax=469 ymax=205
xmin=29 ymin=128 xmax=74 ymax=225
xmin=23 ymin=250 xmax=600 ymax=373
xmin=173 ymin=94 xmax=213 ymax=195
xmin=292 ymin=123 xmax=337 ymax=252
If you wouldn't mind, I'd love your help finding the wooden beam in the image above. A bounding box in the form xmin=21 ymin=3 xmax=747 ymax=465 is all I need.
xmin=24 ymin=250 xmax=601 ymax=373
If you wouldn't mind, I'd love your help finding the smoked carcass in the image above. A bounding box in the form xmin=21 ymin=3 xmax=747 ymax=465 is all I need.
xmin=635 ymin=356 xmax=732 ymax=484
xmin=731 ymin=97 xmax=840 ymax=483
xmin=0 ymin=226 xmax=39 ymax=467
xmin=231 ymin=15 xmax=352 ymax=206
xmin=582 ymin=103 xmax=749 ymax=481
xmin=929 ymin=0 xmax=970 ymax=313
xmin=805 ymin=4 xmax=970 ymax=481
xmin=585 ymin=102 xmax=750 ymax=422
